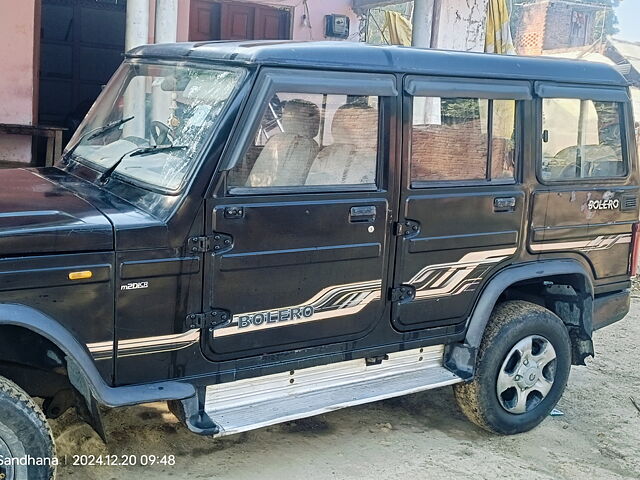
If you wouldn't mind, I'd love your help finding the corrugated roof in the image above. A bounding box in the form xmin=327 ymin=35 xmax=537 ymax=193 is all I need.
xmin=609 ymin=38 xmax=640 ymax=75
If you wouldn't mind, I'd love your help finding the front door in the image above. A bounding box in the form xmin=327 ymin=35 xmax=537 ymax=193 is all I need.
xmin=202 ymin=69 xmax=398 ymax=360
xmin=392 ymin=76 xmax=531 ymax=331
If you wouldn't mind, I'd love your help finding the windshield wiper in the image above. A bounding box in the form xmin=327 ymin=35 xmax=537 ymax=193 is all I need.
xmin=98 ymin=144 xmax=188 ymax=184
xmin=62 ymin=116 xmax=135 ymax=163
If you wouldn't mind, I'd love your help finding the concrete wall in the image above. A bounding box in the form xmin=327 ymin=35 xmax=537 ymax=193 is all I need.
xmin=432 ymin=0 xmax=488 ymax=52
xmin=176 ymin=0 xmax=360 ymax=42
xmin=0 ymin=0 xmax=39 ymax=163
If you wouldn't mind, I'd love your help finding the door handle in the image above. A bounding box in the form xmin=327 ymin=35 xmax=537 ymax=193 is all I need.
xmin=349 ymin=205 xmax=377 ymax=223
xmin=494 ymin=197 xmax=516 ymax=213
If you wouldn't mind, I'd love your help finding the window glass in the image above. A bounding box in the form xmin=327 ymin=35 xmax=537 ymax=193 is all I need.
xmin=410 ymin=97 xmax=516 ymax=183
xmin=541 ymin=99 xmax=625 ymax=180
xmin=228 ymin=94 xmax=379 ymax=190
xmin=70 ymin=62 xmax=243 ymax=191
xmin=492 ymin=100 xmax=517 ymax=179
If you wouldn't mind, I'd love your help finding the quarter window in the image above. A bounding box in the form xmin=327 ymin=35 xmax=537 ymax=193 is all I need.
xmin=410 ymin=97 xmax=517 ymax=183
xmin=228 ymin=93 xmax=379 ymax=190
xmin=541 ymin=99 xmax=626 ymax=180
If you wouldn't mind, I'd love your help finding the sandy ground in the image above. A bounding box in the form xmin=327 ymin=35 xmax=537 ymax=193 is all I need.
xmin=50 ymin=300 xmax=640 ymax=480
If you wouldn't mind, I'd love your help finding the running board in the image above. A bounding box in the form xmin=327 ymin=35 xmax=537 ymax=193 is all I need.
xmin=204 ymin=345 xmax=462 ymax=437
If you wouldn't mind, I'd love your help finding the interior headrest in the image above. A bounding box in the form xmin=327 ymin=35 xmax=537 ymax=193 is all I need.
xmin=281 ymin=99 xmax=320 ymax=138
xmin=331 ymin=104 xmax=378 ymax=149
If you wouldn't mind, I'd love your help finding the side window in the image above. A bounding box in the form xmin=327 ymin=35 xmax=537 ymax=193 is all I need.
xmin=410 ymin=97 xmax=517 ymax=183
xmin=541 ymin=99 xmax=626 ymax=181
xmin=228 ymin=93 xmax=379 ymax=191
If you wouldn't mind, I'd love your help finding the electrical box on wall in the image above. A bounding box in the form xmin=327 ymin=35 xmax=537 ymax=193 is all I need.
xmin=325 ymin=14 xmax=350 ymax=39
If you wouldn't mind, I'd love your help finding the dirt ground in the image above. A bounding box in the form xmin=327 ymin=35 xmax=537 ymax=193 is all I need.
xmin=51 ymin=300 xmax=640 ymax=480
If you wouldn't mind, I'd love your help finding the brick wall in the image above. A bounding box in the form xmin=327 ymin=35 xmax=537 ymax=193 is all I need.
xmin=514 ymin=1 xmax=550 ymax=56
xmin=544 ymin=2 xmax=597 ymax=50
xmin=411 ymin=122 xmax=513 ymax=181
xmin=515 ymin=1 xmax=599 ymax=55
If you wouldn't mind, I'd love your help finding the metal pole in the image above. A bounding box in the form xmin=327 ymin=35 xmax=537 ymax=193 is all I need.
xmin=411 ymin=0 xmax=435 ymax=48
xmin=155 ymin=0 xmax=178 ymax=43
xmin=125 ymin=0 xmax=150 ymax=51
xmin=152 ymin=0 xmax=178 ymax=131
xmin=412 ymin=0 xmax=439 ymax=125
xmin=124 ymin=0 xmax=150 ymax=138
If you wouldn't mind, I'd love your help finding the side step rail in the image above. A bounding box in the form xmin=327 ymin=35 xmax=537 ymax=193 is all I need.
xmin=192 ymin=345 xmax=461 ymax=437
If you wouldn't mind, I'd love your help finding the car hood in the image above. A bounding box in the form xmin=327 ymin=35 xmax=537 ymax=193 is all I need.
xmin=0 ymin=168 xmax=113 ymax=255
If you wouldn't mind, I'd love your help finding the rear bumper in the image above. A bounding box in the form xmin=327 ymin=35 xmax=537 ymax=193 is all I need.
xmin=593 ymin=290 xmax=631 ymax=331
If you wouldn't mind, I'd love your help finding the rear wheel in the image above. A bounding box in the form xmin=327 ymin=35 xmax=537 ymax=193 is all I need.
xmin=0 ymin=376 xmax=56 ymax=479
xmin=454 ymin=300 xmax=572 ymax=434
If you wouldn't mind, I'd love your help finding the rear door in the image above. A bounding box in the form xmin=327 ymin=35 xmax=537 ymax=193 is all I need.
xmin=201 ymin=68 xmax=398 ymax=360
xmin=392 ymin=76 xmax=532 ymax=331
xmin=530 ymin=83 xmax=637 ymax=279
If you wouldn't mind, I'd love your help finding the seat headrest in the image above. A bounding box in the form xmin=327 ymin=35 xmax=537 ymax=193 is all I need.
xmin=281 ymin=99 xmax=321 ymax=138
xmin=331 ymin=104 xmax=378 ymax=150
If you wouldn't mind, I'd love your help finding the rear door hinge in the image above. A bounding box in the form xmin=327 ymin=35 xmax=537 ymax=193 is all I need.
xmin=187 ymin=232 xmax=233 ymax=254
xmin=393 ymin=219 xmax=420 ymax=238
xmin=389 ymin=285 xmax=416 ymax=303
xmin=185 ymin=309 xmax=231 ymax=330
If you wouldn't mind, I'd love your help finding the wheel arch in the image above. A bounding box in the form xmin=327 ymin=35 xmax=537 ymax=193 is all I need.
xmin=0 ymin=303 xmax=195 ymax=408
xmin=445 ymin=260 xmax=595 ymax=378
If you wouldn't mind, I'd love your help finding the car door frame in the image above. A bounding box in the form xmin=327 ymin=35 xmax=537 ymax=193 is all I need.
xmin=201 ymin=66 xmax=403 ymax=362
xmin=392 ymin=75 xmax=533 ymax=332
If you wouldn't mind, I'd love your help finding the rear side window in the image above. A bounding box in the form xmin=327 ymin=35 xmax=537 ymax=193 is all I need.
xmin=228 ymin=93 xmax=379 ymax=191
xmin=541 ymin=99 xmax=626 ymax=181
xmin=410 ymin=97 xmax=517 ymax=184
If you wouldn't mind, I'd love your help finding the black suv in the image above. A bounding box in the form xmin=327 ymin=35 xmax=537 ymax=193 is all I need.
xmin=0 ymin=41 xmax=637 ymax=480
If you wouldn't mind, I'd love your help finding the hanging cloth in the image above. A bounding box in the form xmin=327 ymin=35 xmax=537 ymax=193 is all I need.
xmin=384 ymin=10 xmax=412 ymax=46
xmin=485 ymin=0 xmax=516 ymax=55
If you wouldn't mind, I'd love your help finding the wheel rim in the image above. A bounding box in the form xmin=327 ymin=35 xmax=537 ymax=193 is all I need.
xmin=496 ymin=334 xmax=557 ymax=415
xmin=0 ymin=436 xmax=15 ymax=480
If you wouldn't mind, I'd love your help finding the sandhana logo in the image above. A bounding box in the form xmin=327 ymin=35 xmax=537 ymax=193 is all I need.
xmin=0 ymin=455 xmax=59 ymax=467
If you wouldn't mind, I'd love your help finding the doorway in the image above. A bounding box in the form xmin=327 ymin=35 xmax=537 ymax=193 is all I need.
xmin=38 ymin=0 xmax=126 ymax=143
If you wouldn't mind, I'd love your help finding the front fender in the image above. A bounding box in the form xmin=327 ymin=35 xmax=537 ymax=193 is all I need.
xmin=0 ymin=304 xmax=195 ymax=407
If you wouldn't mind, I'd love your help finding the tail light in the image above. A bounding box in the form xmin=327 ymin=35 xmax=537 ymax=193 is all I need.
xmin=630 ymin=222 xmax=640 ymax=277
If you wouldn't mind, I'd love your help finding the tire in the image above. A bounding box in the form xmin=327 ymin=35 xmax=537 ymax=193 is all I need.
xmin=0 ymin=376 xmax=56 ymax=480
xmin=453 ymin=300 xmax=572 ymax=435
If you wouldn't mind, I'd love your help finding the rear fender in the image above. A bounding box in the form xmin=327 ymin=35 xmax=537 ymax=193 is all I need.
xmin=444 ymin=260 xmax=594 ymax=379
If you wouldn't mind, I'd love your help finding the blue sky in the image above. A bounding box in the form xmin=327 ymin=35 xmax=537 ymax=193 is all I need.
xmin=615 ymin=1 xmax=640 ymax=42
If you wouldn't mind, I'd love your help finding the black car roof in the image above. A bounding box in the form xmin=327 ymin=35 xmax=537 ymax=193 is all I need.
xmin=127 ymin=40 xmax=629 ymax=87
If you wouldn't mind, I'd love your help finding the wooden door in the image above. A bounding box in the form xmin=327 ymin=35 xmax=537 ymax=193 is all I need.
xmin=189 ymin=1 xmax=290 ymax=42
xmin=220 ymin=2 xmax=255 ymax=40
xmin=189 ymin=0 xmax=217 ymax=41
xmin=254 ymin=6 xmax=287 ymax=40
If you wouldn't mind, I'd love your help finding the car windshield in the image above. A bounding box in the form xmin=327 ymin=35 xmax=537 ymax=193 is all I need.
xmin=67 ymin=61 xmax=244 ymax=191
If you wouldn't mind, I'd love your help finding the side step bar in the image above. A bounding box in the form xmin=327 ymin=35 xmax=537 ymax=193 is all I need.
xmin=199 ymin=345 xmax=462 ymax=437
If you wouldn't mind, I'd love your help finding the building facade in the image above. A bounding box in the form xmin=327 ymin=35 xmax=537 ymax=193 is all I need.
xmin=0 ymin=0 xmax=361 ymax=164
xmin=515 ymin=0 xmax=605 ymax=55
